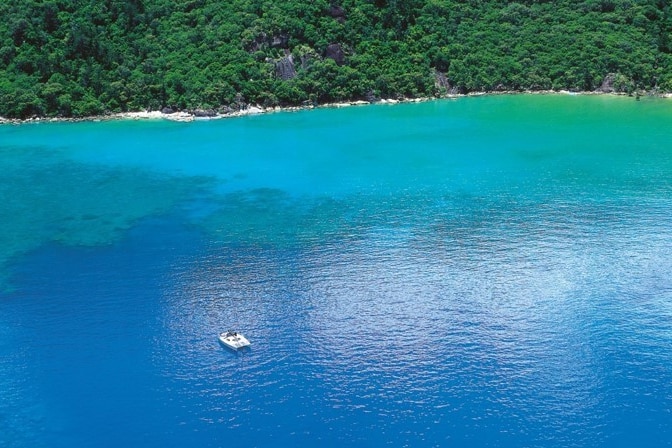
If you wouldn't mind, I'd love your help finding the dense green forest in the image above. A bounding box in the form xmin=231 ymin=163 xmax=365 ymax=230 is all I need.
xmin=1 ymin=0 xmax=671 ymax=118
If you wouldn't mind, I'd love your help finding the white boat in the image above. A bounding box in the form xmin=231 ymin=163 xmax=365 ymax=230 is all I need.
xmin=218 ymin=330 xmax=250 ymax=350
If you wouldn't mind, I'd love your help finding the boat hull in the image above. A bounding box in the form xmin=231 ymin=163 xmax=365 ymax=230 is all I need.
xmin=218 ymin=332 xmax=250 ymax=350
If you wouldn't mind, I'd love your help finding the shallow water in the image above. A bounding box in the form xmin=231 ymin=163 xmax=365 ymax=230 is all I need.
xmin=1 ymin=95 xmax=672 ymax=447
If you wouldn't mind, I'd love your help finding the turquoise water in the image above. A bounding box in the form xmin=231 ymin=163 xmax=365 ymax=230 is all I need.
xmin=1 ymin=95 xmax=672 ymax=447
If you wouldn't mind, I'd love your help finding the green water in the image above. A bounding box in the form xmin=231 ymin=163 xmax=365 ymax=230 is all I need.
xmin=1 ymin=94 xmax=671 ymax=286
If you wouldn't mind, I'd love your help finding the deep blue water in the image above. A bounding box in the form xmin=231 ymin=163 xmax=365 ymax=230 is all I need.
xmin=2 ymin=95 xmax=672 ymax=447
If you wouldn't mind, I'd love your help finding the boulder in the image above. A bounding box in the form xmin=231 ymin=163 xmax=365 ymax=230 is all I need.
xmin=329 ymin=5 xmax=346 ymax=23
xmin=192 ymin=109 xmax=216 ymax=117
xmin=325 ymin=43 xmax=346 ymax=66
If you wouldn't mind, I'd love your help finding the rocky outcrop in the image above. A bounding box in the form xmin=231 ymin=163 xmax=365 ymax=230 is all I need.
xmin=275 ymin=51 xmax=297 ymax=80
xmin=191 ymin=108 xmax=216 ymax=117
xmin=365 ymin=90 xmax=379 ymax=103
xmin=597 ymin=73 xmax=616 ymax=93
xmin=434 ymin=71 xmax=450 ymax=92
xmin=325 ymin=43 xmax=345 ymax=65
xmin=329 ymin=5 xmax=346 ymax=23
xmin=434 ymin=71 xmax=462 ymax=95
xmin=244 ymin=32 xmax=267 ymax=52
xmin=229 ymin=93 xmax=247 ymax=111
xmin=271 ymin=34 xmax=289 ymax=49
xmin=597 ymin=73 xmax=635 ymax=93
xmin=244 ymin=31 xmax=289 ymax=52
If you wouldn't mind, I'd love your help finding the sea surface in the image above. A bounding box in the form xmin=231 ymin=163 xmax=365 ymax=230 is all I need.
xmin=1 ymin=95 xmax=672 ymax=447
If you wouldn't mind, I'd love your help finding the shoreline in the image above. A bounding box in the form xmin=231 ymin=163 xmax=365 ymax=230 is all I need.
xmin=0 ymin=89 xmax=664 ymax=126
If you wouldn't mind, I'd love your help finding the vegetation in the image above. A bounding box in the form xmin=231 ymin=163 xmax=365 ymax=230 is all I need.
xmin=1 ymin=0 xmax=671 ymax=118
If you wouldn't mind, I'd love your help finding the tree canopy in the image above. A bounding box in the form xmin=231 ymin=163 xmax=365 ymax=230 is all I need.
xmin=1 ymin=0 xmax=671 ymax=118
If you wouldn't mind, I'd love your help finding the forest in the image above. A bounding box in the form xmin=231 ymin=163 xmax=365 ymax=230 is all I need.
xmin=1 ymin=0 xmax=671 ymax=118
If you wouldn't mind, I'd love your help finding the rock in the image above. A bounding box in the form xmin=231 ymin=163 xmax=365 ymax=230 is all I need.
xmin=275 ymin=52 xmax=297 ymax=80
xmin=244 ymin=32 xmax=289 ymax=52
xmin=161 ymin=107 xmax=174 ymax=114
xmin=218 ymin=106 xmax=235 ymax=115
xmin=245 ymin=32 xmax=267 ymax=52
xmin=329 ymin=5 xmax=346 ymax=23
xmin=597 ymin=73 xmax=616 ymax=93
xmin=192 ymin=109 xmax=216 ymax=117
xmin=365 ymin=90 xmax=379 ymax=103
xmin=271 ymin=34 xmax=289 ymax=48
xmin=230 ymin=93 xmax=246 ymax=111
xmin=434 ymin=71 xmax=451 ymax=93
xmin=325 ymin=43 xmax=345 ymax=66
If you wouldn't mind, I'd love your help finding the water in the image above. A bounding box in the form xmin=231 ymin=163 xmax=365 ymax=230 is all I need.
xmin=1 ymin=95 xmax=672 ymax=447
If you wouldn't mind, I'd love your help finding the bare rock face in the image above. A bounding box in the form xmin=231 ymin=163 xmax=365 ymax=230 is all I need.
xmin=230 ymin=93 xmax=246 ymax=111
xmin=434 ymin=71 xmax=451 ymax=91
xmin=597 ymin=73 xmax=616 ymax=93
xmin=325 ymin=43 xmax=345 ymax=65
xmin=271 ymin=34 xmax=289 ymax=49
xmin=275 ymin=52 xmax=297 ymax=80
xmin=434 ymin=71 xmax=464 ymax=94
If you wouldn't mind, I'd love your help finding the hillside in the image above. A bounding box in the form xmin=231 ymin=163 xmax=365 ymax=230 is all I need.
xmin=1 ymin=0 xmax=671 ymax=118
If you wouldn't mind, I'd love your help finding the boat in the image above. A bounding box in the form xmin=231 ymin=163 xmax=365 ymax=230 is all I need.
xmin=218 ymin=330 xmax=250 ymax=350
